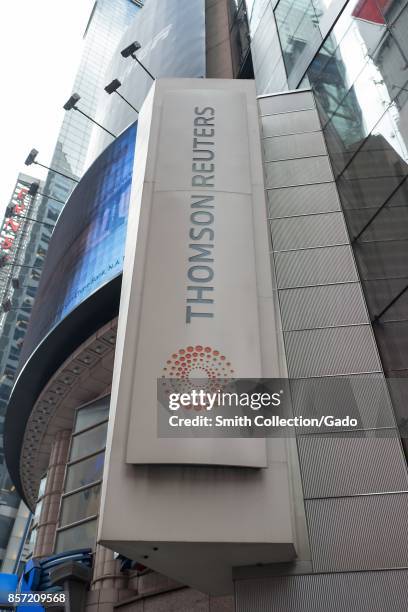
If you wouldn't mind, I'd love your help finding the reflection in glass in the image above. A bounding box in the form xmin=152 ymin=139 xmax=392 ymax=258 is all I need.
xmin=55 ymin=519 xmax=97 ymax=553
xmin=274 ymin=0 xmax=343 ymax=77
xmin=33 ymin=499 xmax=43 ymax=525
xmin=302 ymin=0 xmax=408 ymax=456
xmin=38 ymin=475 xmax=47 ymax=499
xmin=65 ymin=452 xmax=105 ymax=493
xmin=60 ymin=484 xmax=101 ymax=527
xmin=70 ymin=422 xmax=108 ymax=462
xmin=75 ymin=397 xmax=110 ymax=433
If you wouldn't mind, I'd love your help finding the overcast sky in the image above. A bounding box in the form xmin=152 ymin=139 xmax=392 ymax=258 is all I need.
xmin=0 ymin=0 xmax=95 ymax=217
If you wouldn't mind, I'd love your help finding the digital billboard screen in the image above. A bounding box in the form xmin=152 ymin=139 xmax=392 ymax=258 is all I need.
xmin=20 ymin=122 xmax=137 ymax=362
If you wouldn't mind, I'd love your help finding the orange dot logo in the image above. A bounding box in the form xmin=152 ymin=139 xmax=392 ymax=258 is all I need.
xmin=160 ymin=345 xmax=234 ymax=405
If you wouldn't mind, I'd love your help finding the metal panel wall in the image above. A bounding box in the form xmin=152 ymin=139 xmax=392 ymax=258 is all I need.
xmin=262 ymin=111 xmax=321 ymax=137
xmin=259 ymin=91 xmax=408 ymax=582
xmin=271 ymin=213 xmax=348 ymax=251
xmin=267 ymin=182 xmax=341 ymax=217
xmin=259 ymin=91 xmax=314 ymax=115
xmin=284 ymin=326 xmax=382 ymax=377
xmin=279 ymin=284 xmax=367 ymax=330
xmin=275 ymin=245 xmax=358 ymax=288
xmin=263 ymin=131 xmax=326 ymax=161
xmin=235 ymin=568 xmax=408 ymax=611
xmin=290 ymin=375 xmax=396 ymax=431
xmin=306 ymin=494 xmax=408 ymax=572
xmin=298 ymin=436 xmax=408 ymax=498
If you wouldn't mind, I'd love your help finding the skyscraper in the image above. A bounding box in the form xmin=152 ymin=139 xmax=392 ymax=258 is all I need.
xmin=0 ymin=0 xmax=143 ymax=571
xmin=0 ymin=172 xmax=44 ymax=567
xmin=35 ymin=0 xmax=144 ymax=237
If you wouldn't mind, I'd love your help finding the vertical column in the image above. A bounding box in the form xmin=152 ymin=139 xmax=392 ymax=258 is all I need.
xmin=33 ymin=429 xmax=70 ymax=558
xmin=205 ymin=0 xmax=234 ymax=78
xmin=85 ymin=545 xmax=135 ymax=611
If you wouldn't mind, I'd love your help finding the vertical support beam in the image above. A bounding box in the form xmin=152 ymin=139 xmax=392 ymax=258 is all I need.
xmin=33 ymin=430 xmax=71 ymax=558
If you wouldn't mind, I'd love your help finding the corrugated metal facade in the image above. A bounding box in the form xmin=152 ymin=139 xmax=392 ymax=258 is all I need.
xmin=236 ymin=569 xmax=408 ymax=611
xmin=235 ymin=89 xmax=408 ymax=610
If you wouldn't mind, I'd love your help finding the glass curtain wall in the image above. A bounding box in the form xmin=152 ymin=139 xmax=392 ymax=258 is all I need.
xmin=248 ymin=0 xmax=408 ymax=455
xmin=229 ymin=1 xmax=254 ymax=77
xmin=55 ymin=396 xmax=109 ymax=553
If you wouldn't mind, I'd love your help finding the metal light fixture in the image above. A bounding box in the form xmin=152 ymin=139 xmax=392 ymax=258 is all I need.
xmin=105 ymin=78 xmax=122 ymax=94
xmin=28 ymin=182 xmax=40 ymax=197
xmin=25 ymin=148 xmax=39 ymax=166
xmin=120 ymin=41 xmax=155 ymax=81
xmin=2 ymin=300 xmax=12 ymax=313
xmin=120 ymin=41 xmax=141 ymax=58
xmin=23 ymin=150 xmax=79 ymax=183
xmin=63 ymin=93 xmax=81 ymax=111
xmin=63 ymin=92 xmax=117 ymax=138
xmin=29 ymin=183 xmax=65 ymax=205
xmin=104 ymin=79 xmax=139 ymax=113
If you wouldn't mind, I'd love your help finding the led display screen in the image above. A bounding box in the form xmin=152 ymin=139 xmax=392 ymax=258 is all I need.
xmin=20 ymin=123 xmax=137 ymax=360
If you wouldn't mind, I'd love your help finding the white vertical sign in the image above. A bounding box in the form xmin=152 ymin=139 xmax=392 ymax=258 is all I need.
xmin=115 ymin=80 xmax=269 ymax=466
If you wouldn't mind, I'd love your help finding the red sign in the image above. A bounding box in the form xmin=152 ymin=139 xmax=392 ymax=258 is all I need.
xmin=352 ymin=0 xmax=391 ymax=24
xmin=0 ymin=185 xmax=28 ymax=256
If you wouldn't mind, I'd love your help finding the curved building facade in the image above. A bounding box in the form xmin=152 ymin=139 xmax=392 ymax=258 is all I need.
xmin=4 ymin=3 xmax=240 ymax=610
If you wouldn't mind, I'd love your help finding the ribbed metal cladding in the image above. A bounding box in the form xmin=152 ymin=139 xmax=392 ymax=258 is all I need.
xmin=264 ymin=157 xmax=333 ymax=188
xmin=279 ymin=283 xmax=367 ymax=330
xmin=271 ymin=213 xmax=348 ymax=251
xmin=290 ymin=374 xmax=396 ymax=431
xmin=235 ymin=569 xmax=408 ymax=611
xmin=306 ymin=494 xmax=408 ymax=572
xmin=262 ymin=110 xmax=321 ymax=137
xmin=275 ymin=245 xmax=358 ymax=289
xmin=258 ymin=91 xmax=315 ymax=115
xmin=267 ymin=182 xmax=341 ymax=218
xmin=263 ymin=131 xmax=326 ymax=162
xmin=258 ymin=92 xmax=408 ymax=593
xmin=298 ymin=436 xmax=408 ymax=499
xmin=284 ymin=325 xmax=382 ymax=377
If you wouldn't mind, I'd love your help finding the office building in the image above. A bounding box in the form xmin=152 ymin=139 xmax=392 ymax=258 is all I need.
xmin=0 ymin=173 xmax=45 ymax=568
xmin=24 ymin=0 xmax=145 ymax=346
xmin=4 ymin=1 xmax=408 ymax=610
xmin=31 ymin=0 xmax=144 ymax=265
xmin=0 ymin=0 xmax=144 ymax=573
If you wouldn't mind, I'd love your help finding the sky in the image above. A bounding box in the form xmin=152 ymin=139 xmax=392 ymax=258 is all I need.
xmin=0 ymin=0 xmax=95 ymax=217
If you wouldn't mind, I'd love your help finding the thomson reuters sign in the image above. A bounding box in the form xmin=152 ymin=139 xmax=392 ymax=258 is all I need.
xmin=110 ymin=79 xmax=276 ymax=467
xmin=100 ymin=81 xmax=296 ymax=590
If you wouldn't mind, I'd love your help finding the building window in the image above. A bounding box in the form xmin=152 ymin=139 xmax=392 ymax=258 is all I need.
xmin=65 ymin=452 xmax=105 ymax=492
xmin=27 ymin=473 xmax=48 ymax=558
xmin=74 ymin=397 xmax=109 ymax=433
xmin=69 ymin=421 xmax=108 ymax=462
xmin=55 ymin=396 xmax=109 ymax=554
xmin=229 ymin=0 xmax=254 ymax=78
xmin=60 ymin=484 xmax=101 ymax=527
xmin=55 ymin=520 xmax=98 ymax=554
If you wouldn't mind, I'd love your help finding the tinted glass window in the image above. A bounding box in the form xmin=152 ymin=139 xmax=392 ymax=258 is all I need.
xmin=65 ymin=452 xmax=105 ymax=492
xmin=75 ymin=397 xmax=109 ymax=433
xmin=60 ymin=484 xmax=101 ymax=527
xmin=70 ymin=422 xmax=108 ymax=462
xmin=55 ymin=519 xmax=97 ymax=553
